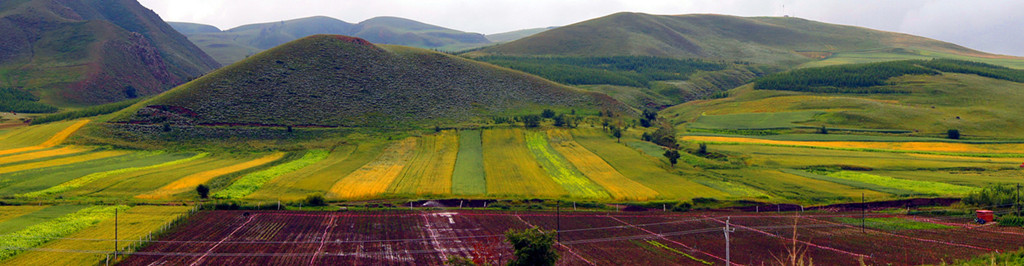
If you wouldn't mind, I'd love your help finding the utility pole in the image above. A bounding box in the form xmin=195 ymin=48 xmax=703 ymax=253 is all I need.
xmin=861 ymin=193 xmax=866 ymax=233
xmin=723 ymin=217 xmax=735 ymax=266
xmin=114 ymin=208 xmax=118 ymax=260
xmin=556 ymin=200 xmax=561 ymax=242
xmin=1017 ymin=183 xmax=1021 ymax=216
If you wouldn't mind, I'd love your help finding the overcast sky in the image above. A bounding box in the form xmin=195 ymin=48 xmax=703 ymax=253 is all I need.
xmin=138 ymin=0 xmax=1024 ymax=56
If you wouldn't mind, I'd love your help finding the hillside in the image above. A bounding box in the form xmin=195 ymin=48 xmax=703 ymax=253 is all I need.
xmin=175 ymin=16 xmax=491 ymax=65
xmin=474 ymin=12 xmax=1010 ymax=66
xmin=485 ymin=27 xmax=555 ymax=43
xmin=114 ymin=35 xmax=625 ymax=128
xmin=664 ymin=59 xmax=1024 ymax=139
xmin=167 ymin=22 xmax=220 ymax=34
xmin=0 ymin=0 xmax=220 ymax=107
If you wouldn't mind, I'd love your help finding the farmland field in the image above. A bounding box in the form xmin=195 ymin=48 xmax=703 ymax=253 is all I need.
xmin=525 ymin=131 xmax=609 ymax=199
xmin=118 ymin=209 xmax=1024 ymax=265
xmin=388 ymin=131 xmax=459 ymax=196
xmin=328 ymin=138 xmax=418 ymax=199
xmin=136 ymin=152 xmax=286 ymax=200
xmin=248 ymin=144 xmax=383 ymax=201
xmin=451 ymin=130 xmax=486 ymax=195
xmin=482 ymin=129 xmax=566 ymax=197
xmin=546 ymin=130 xmax=659 ymax=200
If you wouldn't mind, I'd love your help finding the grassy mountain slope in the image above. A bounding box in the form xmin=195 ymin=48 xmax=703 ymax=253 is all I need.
xmin=486 ymin=27 xmax=555 ymax=43
xmin=664 ymin=60 xmax=1024 ymax=139
xmin=474 ymin=13 xmax=1011 ymax=66
xmin=177 ymin=16 xmax=490 ymax=65
xmin=0 ymin=0 xmax=220 ymax=107
xmin=114 ymin=35 xmax=626 ymax=128
xmin=167 ymin=22 xmax=220 ymax=34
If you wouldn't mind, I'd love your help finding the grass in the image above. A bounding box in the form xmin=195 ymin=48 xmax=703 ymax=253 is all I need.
xmin=451 ymin=130 xmax=486 ymax=195
xmin=832 ymin=217 xmax=954 ymax=231
xmin=0 ymin=205 xmax=128 ymax=261
xmin=0 ymin=149 xmax=129 ymax=175
xmin=645 ymin=240 xmax=713 ymax=265
xmin=570 ymin=129 xmax=726 ymax=200
xmin=388 ymin=131 xmax=459 ymax=196
xmin=682 ymin=136 xmax=1024 ymax=157
xmin=0 ymin=205 xmax=86 ymax=235
xmin=780 ymin=169 xmax=919 ymax=196
xmin=0 ymin=146 xmax=91 ymax=166
xmin=546 ymin=130 xmax=659 ymax=200
xmin=328 ymin=138 xmax=418 ymax=199
xmin=482 ymin=129 xmax=566 ymax=198
xmin=3 ymin=205 xmax=191 ymax=265
xmin=689 ymin=111 xmax=823 ymax=130
xmin=0 ymin=120 xmax=88 ymax=154
xmin=709 ymin=168 xmax=886 ymax=202
xmin=0 ymin=206 xmax=47 ymax=225
xmin=525 ymin=131 xmax=609 ymax=199
xmin=212 ymin=150 xmax=328 ymax=199
xmin=69 ymin=155 xmax=253 ymax=199
xmin=136 ymin=152 xmax=286 ymax=200
xmin=824 ymin=171 xmax=977 ymax=196
xmin=14 ymin=153 xmax=206 ymax=198
xmin=248 ymin=143 xmax=383 ymax=201
xmin=713 ymin=144 xmax=1018 ymax=170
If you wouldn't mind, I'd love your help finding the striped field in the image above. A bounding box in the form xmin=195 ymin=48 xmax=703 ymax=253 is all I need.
xmin=136 ymin=152 xmax=286 ymax=199
xmin=388 ymin=131 xmax=459 ymax=195
xmin=483 ymin=129 xmax=566 ymax=197
xmin=328 ymin=138 xmax=418 ymax=199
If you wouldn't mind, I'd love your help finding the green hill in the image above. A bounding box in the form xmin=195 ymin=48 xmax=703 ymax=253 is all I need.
xmin=175 ymin=16 xmax=491 ymax=65
xmin=0 ymin=0 xmax=220 ymax=107
xmin=485 ymin=27 xmax=555 ymax=43
xmin=664 ymin=59 xmax=1024 ymax=139
xmin=114 ymin=35 xmax=626 ymax=128
xmin=474 ymin=13 xmax=1012 ymax=66
xmin=167 ymin=22 xmax=220 ymax=34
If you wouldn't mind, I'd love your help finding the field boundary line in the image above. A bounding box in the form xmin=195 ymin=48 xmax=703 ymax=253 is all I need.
xmin=189 ymin=214 xmax=258 ymax=266
xmin=309 ymin=214 xmax=337 ymax=265
xmin=608 ymin=216 xmax=733 ymax=265
xmin=706 ymin=216 xmax=871 ymax=258
xmin=805 ymin=216 xmax=995 ymax=251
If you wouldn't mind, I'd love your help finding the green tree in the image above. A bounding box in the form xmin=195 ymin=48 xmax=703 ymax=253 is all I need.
xmin=541 ymin=109 xmax=556 ymax=118
xmin=698 ymin=143 xmax=708 ymax=155
xmin=522 ymin=115 xmax=541 ymax=128
xmin=304 ymin=193 xmax=327 ymax=206
xmin=947 ymin=129 xmax=961 ymax=139
xmin=611 ymin=126 xmax=622 ymax=143
xmin=505 ymin=228 xmax=559 ymax=266
xmin=663 ymin=150 xmax=681 ymax=167
xmin=196 ymin=184 xmax=209 ymax=199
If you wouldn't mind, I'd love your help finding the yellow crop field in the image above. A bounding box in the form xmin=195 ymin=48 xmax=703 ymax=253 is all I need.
xmin=482 ymin=129 xmax=566 ymax=197
xmin=388 ymin=131 xmax=459 ymax=195
xmin=682 ymin=136 xmax=1024 ymax=154
xmin=68 ymin=156 xmax=238 ymax=198
xmin=0 ymin=146 xmax=91 ymax=165
xmin=0 ymin=150 xmax=128 ymax=175
xmin=0 ymin=120 xmax=90 ymax=156
xmin=328 ymin=138 xmax=418 ymax=199
xmin=3 ymin=205 xmax=191 ymax=265
xmin=136 ymin=152 xmax=285 ymax=199
xmin=0 ymin=206 xmax=47 ymax=224
xmin=546 ymin=130 xmax=659 ymax=200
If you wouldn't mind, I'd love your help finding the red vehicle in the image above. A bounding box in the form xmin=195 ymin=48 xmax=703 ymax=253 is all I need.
xmin=976 ymin=210 xmax=995 ymax=224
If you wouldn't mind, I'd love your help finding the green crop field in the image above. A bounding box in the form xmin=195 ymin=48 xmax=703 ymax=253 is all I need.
xmin=0 ymin=205 xmax=127 ymax=261
xmin=451 ymin=130 xmax=486 ymax=195
xmin=832 ymin=217 xmax=956 ymax=231
xmin=0 ymin=205 xmax=86 ymax=235
xmin=525 ymin=131 xmax=610 ymax=199
xmin=483 ymin=129 xmax=567 ymax=197
xmin=387 ymin=131 xmax=459 ymax=196
xmin=0 ymin=152 xmax=196 ymax=197
xmin=248 ymin=143 xmax=383 ymax=201
xmin=213 ymin=150 xmax=328 ymax=199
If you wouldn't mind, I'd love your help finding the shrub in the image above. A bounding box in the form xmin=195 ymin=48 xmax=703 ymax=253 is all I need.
xmin=947 ymin=129 xmax=961 ymax=139
xmin=196 ymin=184 xmax=209 ymax=199
xmin=998 ymin=215 xmax=1024 ymax=227
xmin=303 ymin=193 xmax=327 ymax=206
xmin=505 ymin=228 xmax=559 ymax=266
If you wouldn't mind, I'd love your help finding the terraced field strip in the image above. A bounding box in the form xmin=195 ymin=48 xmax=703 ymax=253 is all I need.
xmin=0 ymin=120 xmax=89 ymax=156
xmin=328 ymin=138 xmax=418 ymax=199
xmin=0 ymin=206 xmax=47 ymax=224
xmin=213 ymin=150 xmax=329 ymax=199
xmin=0 ymin=205 xmax=127 ymax=261
xmin=137 ymin=152 xmax=286 ymax=199
xmin=482 ymin=129 xmax=566 ymax=198
xmin=248 ymin=144 xmax=384 ymax=201
xmin=4 ymin=205 xmax=191 ymax=265
xmin=0 ymin=149 xmax=129 ymax=175
xmin=682 ymin=136 xmax=1024 ymax=155
xmin=0 ymin=146 xmax=91 ymax=166
xmin=525 ymin=131 xmax=609 ymax=199
xmin=388 ymin=131 xmax=459 ymax=195
xmin=16 ymin=153 xmax=208 ymax=198
xmin=72 ymin=155 xmax=254 ymax=199
xmin=780 ymin=169 xmax=919 ymax=196
xmin=0 ymin=205 xmax=86 ymax=235
xmin=824 ymin=171 xmax=977 ymax=195
xmin=451 ymin=130 xmax=485 ymax=195
xmin=571 ymin=129 xmax=725 ymax=199
xmin=547 ymin=130 xmax=657 ymax=200
xmin=734 ymin=168 xmax=888 ymax=200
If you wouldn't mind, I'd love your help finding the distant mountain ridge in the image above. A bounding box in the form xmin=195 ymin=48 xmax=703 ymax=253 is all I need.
xmin=0 ymin=0 xmax=220 ymax=106
xmin=115 ymin=35 xmax=626 ymax=128
xmin=473 ymin=12 xmax=1008 ymax=65
xmin=170 ymin=16 xmax=493 ymax=65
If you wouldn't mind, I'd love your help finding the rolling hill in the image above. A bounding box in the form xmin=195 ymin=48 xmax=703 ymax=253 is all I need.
xmin=174 ymin=16 xmax=491 ymax=65
xmin=0 ymin=0 xmax=220 ymax=107
xmin=473 ymin=12 xmax=1011 ymax=66
xmin=113 ymin=35 xmax=626 ymax=128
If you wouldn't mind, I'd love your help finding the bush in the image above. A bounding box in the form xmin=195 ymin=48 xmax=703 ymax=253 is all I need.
xmin=963 ymin=184 xmax=1016 ymax=208
xmin=505 ymin=228 xmax=559 ymax=266
xmin=303 ymin=193 xmax=327 ymax=206
xmin=522 ymin=115 xmax=541 ymax=128
xmin=541 ymin=109 xmax=555 ymax=118
xmin=196 ymin=184 xmax=209 ymax=199
xmin=998 ymin=215 xmax=1024 ymax=227
xmin=947 ymin=129 xmax=961 ymax=139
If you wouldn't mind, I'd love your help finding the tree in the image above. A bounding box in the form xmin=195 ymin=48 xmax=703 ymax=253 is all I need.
xmin=818 ymin=125 xmax=828 ymax=134
xmin=663 ymin=150 xmax=681 ymax=167
xmin=446 ymin=255 xmax=478 ymax=266
xmin=196 ymin=184 xmax=209 ymax=199
xmin=651 ymin=126 xmax=678 ymax=149
xmin=505 ymin=228 xmax=559 ymax=266
xmin=611 ymin=126 xmax=622 ymax=143
xmin=639 ymin=118 xmax=652 ymax=128
xmin=522 ymin=115 xmax=541 ymax=128
xmin=697 ymin=143 xmax=708 ymax=155
xmin=947 ymin=129 xmax=961 ymax=139
xmin=541 ymin=109 xmax=556 ymax=118
xmin=642 ymin=109 xmax=658 ymax=121
xmin=304 ymin=193 xmax=327 ymax=206
xmin=553 ymin=115 xmax=565 ymax=127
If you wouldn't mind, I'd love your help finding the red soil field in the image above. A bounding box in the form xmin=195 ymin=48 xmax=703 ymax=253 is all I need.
xmin=120 ymin=210 xmax=1024 ymax=265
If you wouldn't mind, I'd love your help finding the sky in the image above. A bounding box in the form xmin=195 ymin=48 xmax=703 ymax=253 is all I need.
xmin=138 ymin=0 xmax=1024 ymax=56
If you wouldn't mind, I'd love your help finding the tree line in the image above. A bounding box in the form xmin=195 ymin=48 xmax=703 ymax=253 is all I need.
xmin=477 ymin=56 xmax=728 ymax=88
xmin=0 ymin=88 xmax=57 ymax=113
xmin=754 ymin=59 xmax=1024 ymax=93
